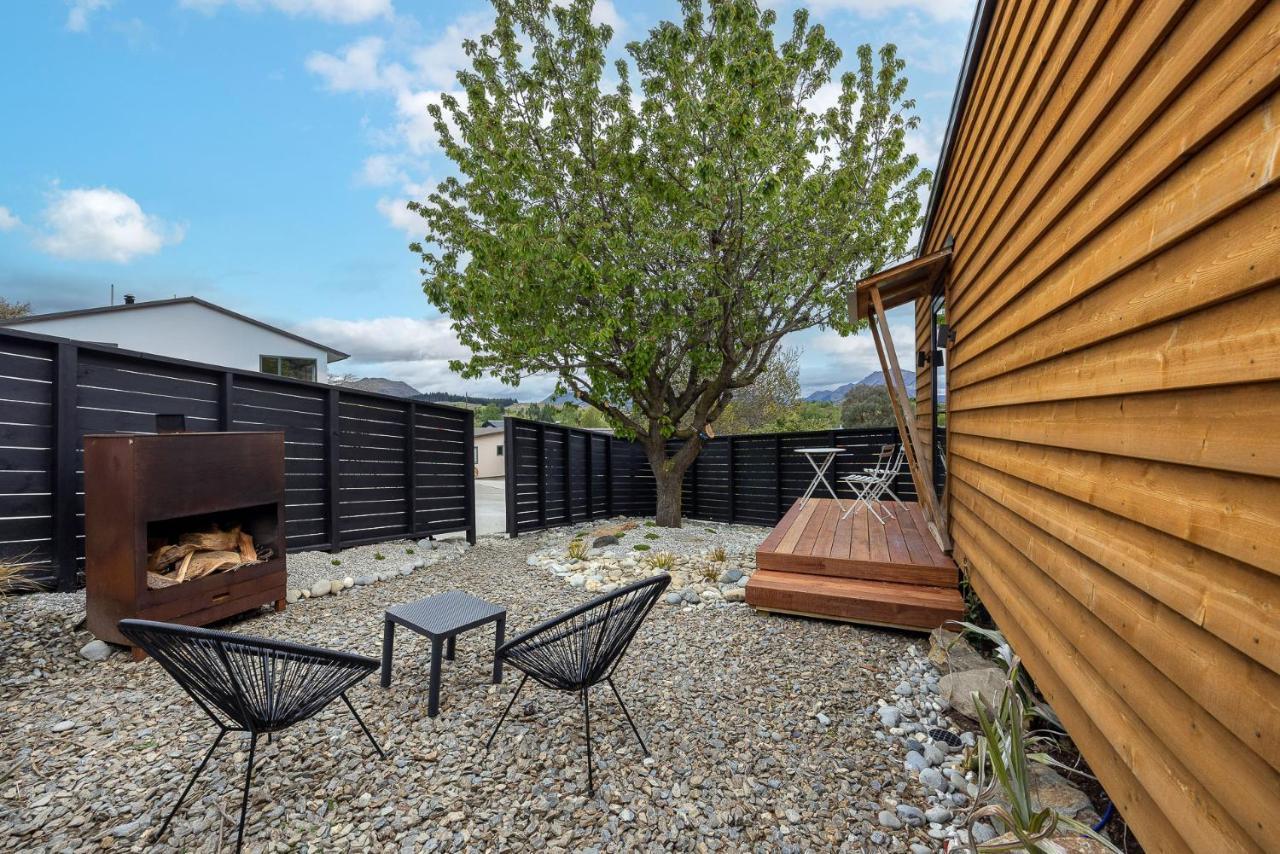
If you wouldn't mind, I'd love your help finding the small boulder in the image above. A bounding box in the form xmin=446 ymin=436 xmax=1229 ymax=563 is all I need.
xmin=343 ymin=576 xmax=354 ymax=589
xmin=919 ymin=767 xmax=945 ymax=791
xmin=78 ymin=640 xmax=113 ymax=662
xmin=895 ymin=804 xmax=925 ymax=827
xmin=939 ymin=667 xmax=1007 ymax=721
xmin=722 ymin=587 xmax=746 ymax=603
xmin=354 ymin=575 xmax=376 ymax=586
xmin=592 ymin=535 xmax=619 ymax=548
xmin=568 ymin=574 xmax=586 ymax=588
xmin=664 ymin=591 xmax=683 ymax=605
xmin=876 ymin=810 xmax=902 ymax=830
xmin=894 ymin=680 xmax=914 ymax=697
xmin=682 ymin=589 xmax=702 ymax=605
xmin=904 ymin=750 xmax=928 ymax=772
xmin=877 ymin=706 xmax=901 ymax=728
xmin=925 ymin=806 xmax=952 ymax=824
xmin=929 ymin=627 xmax=991 ymax=673
xmin=285 ymin=589 xmax=302 ymax=603
xmin=718 ymin=568 xmax=743 ymax=584
xmin=310 ymin=579 xmax=332 ymax=598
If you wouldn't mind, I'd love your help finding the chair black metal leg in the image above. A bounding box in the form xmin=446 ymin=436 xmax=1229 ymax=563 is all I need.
xmin=582 ymin=687 xmax=595 ymax=796
xmin=606 ymin=677 xmax=650 ymax=755
xmin=341 ymin=692 xmax=386 ymax=759
xmin=235 ymin=733 xmax=258 ymax=854
xmin=484 ymin=673 xmax=528 ymax=753
xmin=157 ymin=727 xmax=227 ymax=841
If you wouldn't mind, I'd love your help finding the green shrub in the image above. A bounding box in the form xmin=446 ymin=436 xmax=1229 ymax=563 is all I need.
xmin=406 ymin=547 xmax=415 ymax=554
xmin=374 ymin=552 xmax=385 ymax=561
xmin=644 ymin=532 xmax=659 ymax=540
xmin=644 ymin=521 xmax=657 ymax=527
xmin=649 ymin=551 xmax=677 ymax=570
xmin=330 ymin=559 xmax=341 ymax=566
xmin=711 ymin=545 xmax=727 ymax=562
xmin=632 ymin=543 xmax=651 ymax=551
xmin=567 ymin=540 xmax=589 ymax=560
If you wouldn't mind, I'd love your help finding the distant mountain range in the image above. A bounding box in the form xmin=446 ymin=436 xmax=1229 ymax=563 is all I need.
xmin=541 ymin=390 xmax=585 ymax=405
xmin=805 ymin=370 xmax=918 ymax=402
xmin=330 ymin=377 xmax=516 ymax=407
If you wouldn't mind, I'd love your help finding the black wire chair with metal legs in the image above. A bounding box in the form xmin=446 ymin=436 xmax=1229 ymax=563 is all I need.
xmin=118 ymin=619 xmax=384 ymax=853
xmin=483 ymin=573 xmax=671 ymax=795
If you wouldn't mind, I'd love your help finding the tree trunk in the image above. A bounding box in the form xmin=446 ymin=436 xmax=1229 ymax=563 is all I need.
xmin=644 ymin=437 xmax=702 ymax=528
xmin=653 ymin=466 xmax=684 ymax=527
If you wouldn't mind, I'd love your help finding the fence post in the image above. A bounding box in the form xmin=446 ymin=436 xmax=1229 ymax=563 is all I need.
xmin=689 ymin=443 xmax=698 ymax=520
xmin=325 ymin=388 xmax=341 ymax=553
xmin=774 ymin=434 xmax=783 ymax=522
xmin=562 ymin=427 xmax=572 ymax=524
xmin=404 ymin=403 xmax=418 ymax=538
xmin=605 ymin=437 xmax=614 ymax=516
xmin=585 ymin=433 xmax=594 ymax=519
xmin=504 ymin=418 xmax=518 ymax=537
xmin=463 ymin=416 xmax=476 ymax=544
xmin=51 ymin=343 xmax=78 ymax=592
xmin=218 ymin=372 xmax=234 ymax=431
xmin=726 ymin=437 xmax=736 ymax=524
xmin=536 ymin=424 xmax=546 ymax=528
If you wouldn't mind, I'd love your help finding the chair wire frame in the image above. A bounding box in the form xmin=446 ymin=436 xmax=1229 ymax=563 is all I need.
xmin=840 ymin=444 xmax=905 ymax=522
xmin=118 ymin=619 xmax=384 ymax=853
xmin=482 ymin=573 xmax=671 ymax=795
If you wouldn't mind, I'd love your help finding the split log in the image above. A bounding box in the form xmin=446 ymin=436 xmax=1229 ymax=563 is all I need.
xmin=146 ymin=571 xmax=180 ymax=589
xmin=174 ymin=550 xmax=196 ymax=583
xmin=237 ymin=531 xmax=257 ymax=565
xmin=148 ymin=543 xmax=197 ymax=574
xmin=184 ymin=550 xmax=242 ymax=580
xmin=179 ymin=525 xmax=242 ymax=552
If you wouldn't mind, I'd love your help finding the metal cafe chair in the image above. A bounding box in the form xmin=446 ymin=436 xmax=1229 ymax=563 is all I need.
xmin=483 ymin=574 xmax=671 ymax=795
xmin=118 ymin=619 xmax=384 ymax=853
xmin=841 ymin=444 xmax=905 ymax=523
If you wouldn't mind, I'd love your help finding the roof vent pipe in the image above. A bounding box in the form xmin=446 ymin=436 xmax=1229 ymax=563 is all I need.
xmin=123 ymin=294 xmax=136 ymax=304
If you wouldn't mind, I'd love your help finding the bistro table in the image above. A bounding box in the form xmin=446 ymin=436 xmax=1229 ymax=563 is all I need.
xmin=794 ymin=447 xmax=848 ymax=512
xmin=381 ymin=590 xmax=505 ymax=717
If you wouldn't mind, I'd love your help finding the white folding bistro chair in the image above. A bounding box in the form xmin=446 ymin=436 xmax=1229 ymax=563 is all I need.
xmin=841 ymin=444 xmax=905 ymax=523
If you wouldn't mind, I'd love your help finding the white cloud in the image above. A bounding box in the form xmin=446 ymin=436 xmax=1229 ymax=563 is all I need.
xmin=394 ymin=89 xmax=452 ymax=154
xmin=375 ymin=196 xmax=421 ymax=237
xmin=799 ymin=307 xmax=917 ymax=391
xmin=179 ymin=0 xmax=392 ymax=24
xmin=66 ymin=0 xmax=111 ymax=32
xmin=306 ymin=36 xmax=404 ymax=92
xmin=803 ymin=0 xmax=972 ymax=22
xmin=36 ymin=187 xmax=184 ymax=263
xmin=357 ymin=153 xmax=407 ymax=186
xmin=409 ymin=12 xmax=490 ymax=90
xmin=0 ymin=207 xmax=20 ymax=231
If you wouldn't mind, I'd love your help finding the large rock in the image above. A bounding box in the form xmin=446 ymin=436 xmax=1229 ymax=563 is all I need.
xmin=310 ymin=579 xmax=332 ymax=598
xmin=928 ymin=628 xmax=990 ymax=673
xmin=991 ymin=762 xmax=1098 ymax=825
xmin=938 ymin=667 xmax=1006 ymax=721
xmin=592 ymin=535 xmax=619 ymax=548
xmin=78 ymin=640 xmax=113 ymax=662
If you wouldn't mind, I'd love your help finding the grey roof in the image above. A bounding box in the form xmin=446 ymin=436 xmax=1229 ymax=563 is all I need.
xmin=474 ymin=425 xmax=505 ymax=437
xmin=2 ymin=296 xmax=349 ymax=362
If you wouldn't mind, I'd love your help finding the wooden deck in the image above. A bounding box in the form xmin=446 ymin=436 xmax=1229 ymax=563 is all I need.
xmin=747 ymin=498 xmax=964 ymax=631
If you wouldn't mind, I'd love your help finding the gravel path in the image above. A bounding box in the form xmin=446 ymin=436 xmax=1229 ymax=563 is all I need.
xmin=1 ymin=531 xmax=958 ymax=852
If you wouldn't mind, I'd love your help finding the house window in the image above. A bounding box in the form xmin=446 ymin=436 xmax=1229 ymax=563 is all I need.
xmin=474 ymin=447 xmax=479 ymax=464
xmin=496 ymin=445 xmax=504 ymax=456
xmin=260 ymin=355 xmax=316 ymax=382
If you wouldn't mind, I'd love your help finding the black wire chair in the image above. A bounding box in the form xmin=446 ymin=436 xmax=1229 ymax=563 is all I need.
xmin=483 ymin=573 xmax=671 ymax=794
xmin=118 ymin=619 xmax=384 ymax=853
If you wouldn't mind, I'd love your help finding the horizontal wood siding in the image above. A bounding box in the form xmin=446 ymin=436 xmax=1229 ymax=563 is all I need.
xmin=920 ymin=1 xmax=1280 ymax=849
xmin=0 ymin=327 xmax=474 ymax=588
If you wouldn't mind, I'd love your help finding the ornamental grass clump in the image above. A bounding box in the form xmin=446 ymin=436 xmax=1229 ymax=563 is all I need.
xmin=567 ymin=540 xmax=589 ymax=561
xmin=649 ymin=551 xmax=677 ymax=571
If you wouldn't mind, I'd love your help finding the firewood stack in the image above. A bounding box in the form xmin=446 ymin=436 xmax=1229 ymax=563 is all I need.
xmin=146 ymin=524 xmax=274 ymax=589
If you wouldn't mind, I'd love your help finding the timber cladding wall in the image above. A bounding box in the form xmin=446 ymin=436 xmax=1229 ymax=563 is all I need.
xmin=917 ymin=1 xmax=1279 ymax=850
xmin=0 ymin=327 xmax=475 ymax=591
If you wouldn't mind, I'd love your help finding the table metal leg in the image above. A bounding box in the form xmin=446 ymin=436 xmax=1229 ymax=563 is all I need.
xmin=428 ymin=637 xmax=443 ymax=717
xmin=445 ymin=635 xmax=456 ymax=661
xmin=380 ymin=619 xmax=395 ymax=688
xmin=492 ymin=616 xmax=505 ymax=684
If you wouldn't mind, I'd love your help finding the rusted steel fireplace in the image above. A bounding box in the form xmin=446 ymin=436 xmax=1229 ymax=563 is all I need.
xmin=84 ymin=431 xmax=287 ymax=657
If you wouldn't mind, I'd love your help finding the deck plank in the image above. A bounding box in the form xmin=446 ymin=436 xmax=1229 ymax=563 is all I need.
xmin=776 ymin=500 xmax=818 ymax=554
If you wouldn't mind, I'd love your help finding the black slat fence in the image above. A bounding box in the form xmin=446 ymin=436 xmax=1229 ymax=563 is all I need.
xmin=504 ymin=418 xmax=936 ymax=536
xmin=0 ymin=327 xmax=475 ymax=591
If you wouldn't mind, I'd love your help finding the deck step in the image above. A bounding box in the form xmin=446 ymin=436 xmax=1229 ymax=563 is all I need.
xmin=755 ymin=545 xmax=957 ymax=587
xmin=745 ymin=569 xmax=966 ymax=632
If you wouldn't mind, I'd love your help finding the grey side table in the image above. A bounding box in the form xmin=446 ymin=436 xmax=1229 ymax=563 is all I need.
xmin=381 ymin=591 xmax=506 ymax=717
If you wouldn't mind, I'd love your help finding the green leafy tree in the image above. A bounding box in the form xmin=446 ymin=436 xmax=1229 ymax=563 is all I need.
xmin=473 ymin=402 xmax=504 ymax=424
xmin=412 ymin=0 xmax=928 ymax=525
xmin=840 ymin=383 xmax=895 ymax=428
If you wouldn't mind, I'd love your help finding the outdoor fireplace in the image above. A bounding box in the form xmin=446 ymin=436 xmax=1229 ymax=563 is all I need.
xmin=84 ymin=430 xmax=287 ymax=658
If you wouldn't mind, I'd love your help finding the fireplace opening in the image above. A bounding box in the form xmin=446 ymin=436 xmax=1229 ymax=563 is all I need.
xmin=145 ymin=502 xmax=280 ymax=590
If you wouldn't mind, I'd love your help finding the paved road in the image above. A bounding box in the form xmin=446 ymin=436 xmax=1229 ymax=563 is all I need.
xmin=474 ymin=477 xmax=506 ymax=535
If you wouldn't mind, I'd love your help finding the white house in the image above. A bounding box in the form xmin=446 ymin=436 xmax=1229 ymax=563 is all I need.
xmin=3 ymin=296 xmax=348 ymax=382
xmin=474 ymin=424 xmax=505 ymax=479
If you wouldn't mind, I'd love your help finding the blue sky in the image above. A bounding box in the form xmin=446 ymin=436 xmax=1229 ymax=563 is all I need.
xmin=0 ymin=0 xmax=974 ymax=399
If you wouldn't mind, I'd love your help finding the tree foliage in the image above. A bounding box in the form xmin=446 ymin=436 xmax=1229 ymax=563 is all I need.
xmin=412 ymin=0 xmax=929 ymax=523
xmin=840 ymin=383 xmax=895 ymax=428
xmin=0 ymin=298 xmax=31 ymax=321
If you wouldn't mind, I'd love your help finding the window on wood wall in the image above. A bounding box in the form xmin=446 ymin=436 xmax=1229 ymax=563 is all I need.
xmin=260 ymin=355 xmax=317 ymax=382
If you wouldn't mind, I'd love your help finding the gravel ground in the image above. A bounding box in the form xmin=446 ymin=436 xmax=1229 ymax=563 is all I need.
xmin=0 ymin=530 xmax=958 ymax=853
